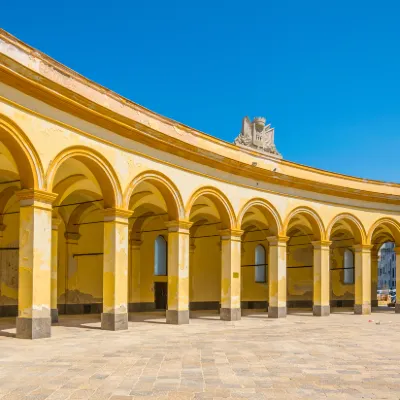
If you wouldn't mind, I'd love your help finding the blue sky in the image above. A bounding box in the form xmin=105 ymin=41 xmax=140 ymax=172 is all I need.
xmin=2 ymin=1 xmax=400 ymax=182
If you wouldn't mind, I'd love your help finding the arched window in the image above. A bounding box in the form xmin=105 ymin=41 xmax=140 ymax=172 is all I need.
xmin=343 ymin=249 xmax=354 ymax=284
xmin=255 ymin=244 xmax=266 ymax=283
xmin=154 ymin=236 xmax=167 ymax=276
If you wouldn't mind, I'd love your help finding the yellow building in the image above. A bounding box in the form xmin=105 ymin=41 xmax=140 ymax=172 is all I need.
xmin=0 ymin=29 xmax=399 ymax=339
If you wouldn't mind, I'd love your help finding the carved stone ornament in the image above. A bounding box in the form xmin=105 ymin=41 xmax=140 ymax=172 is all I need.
xmin=234 ymin=117 xmax=282 ymax=158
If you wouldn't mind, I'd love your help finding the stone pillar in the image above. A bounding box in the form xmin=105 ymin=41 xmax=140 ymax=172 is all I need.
xmin=354 ymin=244 xmax=372 ymax=315
xmin=371 ymin=251 xmax=379 ymax=308
xmin=129 ymin=239 xmax=142 ymax=309
xmin=165 ymin=221 xmax=192 ymax=324
xmin=220 ymin=229 xmax=243 ymax=321
xmin=312 ymin=241 xmax=331 ymax=316
xmin=101 ymin=208 xmax=131 ymax=331
xmin=267 ymin=236 xmax=289 ymax=318
xmin=51 ymin=218 xmax=61 ymax=323
xmin=395 ymin=247 xmax=400 ymax=313
xmin=16 ymin=189 xmax=57 ymax=339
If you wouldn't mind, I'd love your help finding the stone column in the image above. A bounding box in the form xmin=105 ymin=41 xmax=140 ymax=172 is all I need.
xmin=371 ymin=251 xmax=379 ymax=308
xmin=101 ymin=208 xmax=131 ymax=331
xmin=129 ymin=239 xmax=142 ymax=309
xmin=51 ymin=217 xmax=61 ymax=323
xmin=16 ymin=189 xmax=57 ymax=339
xmin=220 ymin=229 xmax=243 ymax=321
xmin=312 ymin=241 xmax=331 ymax=316
xmin=354 ymin=244 xmax=373 ymax=315
xmin=267 ymin=236 xmax=289 ymax=318
xmin=165 ymin=221 xmax=192 ymax=324
xmin=395 ymin=247 xmax=400 ymax=313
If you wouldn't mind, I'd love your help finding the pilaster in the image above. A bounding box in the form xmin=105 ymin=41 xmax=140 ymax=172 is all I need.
xmin=267 ymin=236 xmax=289 ymax=318
xmin=353 ymin=244 xmax=373 ymax=315
xmin=312 ymin=241 xmax=331 ymax=316
xmin=51 ymin=217 xmax=61 ymax=323
xmin=101 ymin=208 xmax=131 ymax=331
xmin=16 ymin=189 xmax=57 ymax=339
xmin=220 ymin=229 xmax=243 ymax=321
xmin=165 ymin=220 xmax=192 ymax=324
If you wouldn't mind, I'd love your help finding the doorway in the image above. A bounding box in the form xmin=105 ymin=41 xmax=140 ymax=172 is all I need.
xmin=154 ymin=282 xmax=167 ymax=310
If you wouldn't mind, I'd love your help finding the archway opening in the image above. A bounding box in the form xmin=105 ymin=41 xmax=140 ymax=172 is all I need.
xmin=239 ymin=202 xmax=279 ymax=314
xmin=369 ymin=221 xmax=400 ymax=311
xmin=285 ymin=210 xmax=322 ymax=313
xmin=187 ymin=190 xmax=233 ymax=317
xmin=328 ymin=216 xmax=363 ymax=311
xmin=127 ymin=177 xmax=179 ymax=319
xmin=51 ymin=156 xmax=114 ymax=322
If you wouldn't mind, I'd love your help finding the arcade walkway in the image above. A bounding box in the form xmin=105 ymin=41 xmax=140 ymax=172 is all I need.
xmin=0 ymin=310 xmax=398 ymax=399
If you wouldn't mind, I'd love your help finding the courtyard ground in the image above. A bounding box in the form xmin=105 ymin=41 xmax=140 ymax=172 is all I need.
xmin=0 ymin=309 xmax=398 ymax=399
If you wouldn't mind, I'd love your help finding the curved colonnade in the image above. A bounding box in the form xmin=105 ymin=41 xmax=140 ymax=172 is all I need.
xmin=0 ymin=29 xmax=400 ymax=338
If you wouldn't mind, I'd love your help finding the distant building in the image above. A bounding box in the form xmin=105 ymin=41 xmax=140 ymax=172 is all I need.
xmin=378 ymin=242 xmax=396 ymax=290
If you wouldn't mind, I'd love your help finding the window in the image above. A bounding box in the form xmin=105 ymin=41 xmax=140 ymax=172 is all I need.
xmin=255 ymin=244 xmax=266 ymax=283
xmin=343 ymin=249 xmax=354 ymax=284
xmin=154 ymin=236 xmax=167 ymax=276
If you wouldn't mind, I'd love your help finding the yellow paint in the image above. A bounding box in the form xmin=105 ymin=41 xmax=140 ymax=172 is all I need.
xmin=0 ymin=31 xmax=400 ymax=334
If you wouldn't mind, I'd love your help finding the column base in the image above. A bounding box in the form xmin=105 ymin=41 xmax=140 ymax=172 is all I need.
xmin=166 ymin=310 xmax=189 ymax=325
xmin=16 ymin=317 xmax=51 ymax=339
xmin=371 ymin=300 xmax=378 ymax=307
xmin=101 ymin=313 xmax=128 ymax=331
xmin=313 ymin=305 xmax=330 ymax=316
xmin=395 ymin=304 xmax=400 ymax=313
xmin=268 ymin=306 xmax=286 ymax=318
xmin=220 ymin=308 xmax=241 ymax=321
xmin=51 ymin=309 xmax=59 ymax=324
xmin=354 ymin=304 xmax=371 ymax=315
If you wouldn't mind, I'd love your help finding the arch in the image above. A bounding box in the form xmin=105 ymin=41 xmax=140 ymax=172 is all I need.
xmin=0 ymin=113 xmax=44 ymax=189
xmin=326 ymin=213 xmax=367 ymax=244
xmin=236 ymin=198 xmax=282 ymax=235
xmin=124 ymin=170 xmax=184 ymax=220
xmin=367 ymin=218 xmax=400 ymax=246
xmin=185 ymin=186 xmax=236 ymax=229
xmin=283 ymin=206 xmax=325 ymax=240
xmin=46 ymin=146 xmax=122 ymax=208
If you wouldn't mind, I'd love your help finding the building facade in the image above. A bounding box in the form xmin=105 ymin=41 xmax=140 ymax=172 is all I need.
xmin=378 ymin=242 xmax=396 ymax=290
xmin=0 ymin=29 xmax=400 ymax=339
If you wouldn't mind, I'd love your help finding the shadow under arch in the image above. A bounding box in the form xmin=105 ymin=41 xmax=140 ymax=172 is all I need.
xmin=46 ymin=146 xmax=122 ymax=208
xmin=123 ymin=170 xmax=184 ymax=221
xmin=236 ymin=197 xmax=282 ymax=235
xmin=283 ymin=206 xmax=325 ymax=241
xmin=367 ymin=217 xmax=400 ymax=246
xmin=185 ymin=186 xmax=236 ymax=229
xmin=326 ymin=212 xmax=367 ymax=244
xmin=0 ymin=113 xmax=44 ymax=189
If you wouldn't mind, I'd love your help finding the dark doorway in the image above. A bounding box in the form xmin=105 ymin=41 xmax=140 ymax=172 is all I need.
xmin=154 ymin=282 xmax=168 ymax=310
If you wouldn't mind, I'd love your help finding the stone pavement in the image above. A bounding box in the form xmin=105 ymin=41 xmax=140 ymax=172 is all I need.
xmin=0 ymin=309 xmax=399 ymax=399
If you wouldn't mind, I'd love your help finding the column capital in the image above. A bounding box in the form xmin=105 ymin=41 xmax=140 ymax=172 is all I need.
xmin=52 ymin=217 xmax=62 ymax=231
xmin=16 ymin=189 xmax=58 ymax=206
xmin=165 ymin=220 xmax=193 ymax=233
xmin=64 ymin=231 xmax=81 ymax=242
xmin=311 ymin=240 xmax=332 ymax=249
xmin=267 ymin=235 xmax=289 ymax=245
xmin=353 ymin=244 xmax=374 ymax=253
xmin=130 ymin=239 xmax=143 ymax=250
xmin=219 ymin=229 xmax=244 ymax=240
xmin=103 ymin=208 xmax=132 ymax=223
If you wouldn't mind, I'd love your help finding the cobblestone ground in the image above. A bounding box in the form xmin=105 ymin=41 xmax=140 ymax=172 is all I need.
xmin=0 ymin=309 xmax=399 ymax=399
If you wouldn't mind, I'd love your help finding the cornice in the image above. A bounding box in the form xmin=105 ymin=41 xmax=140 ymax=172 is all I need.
xmin=2 ymin=29 xmax=400 ymax=206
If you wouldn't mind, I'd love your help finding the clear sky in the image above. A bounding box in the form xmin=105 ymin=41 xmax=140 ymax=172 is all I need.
xmin=2 ymin=1 xmax=400 ymax=182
